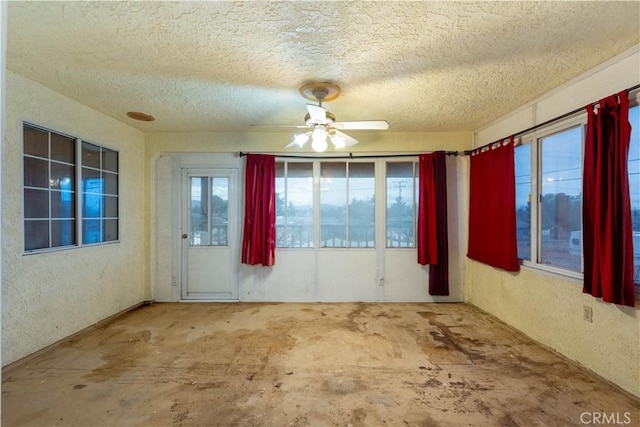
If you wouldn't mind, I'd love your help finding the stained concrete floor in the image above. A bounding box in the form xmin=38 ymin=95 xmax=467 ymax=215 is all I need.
xmin=2 ymin=302 xmax=639 ymax=427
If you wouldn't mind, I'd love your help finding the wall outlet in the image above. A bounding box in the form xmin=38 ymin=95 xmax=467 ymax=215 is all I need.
xmin=583 ymin=305 xmax=593 ymax=323
xmin=171 ymin=276 xmax=178 ymax=287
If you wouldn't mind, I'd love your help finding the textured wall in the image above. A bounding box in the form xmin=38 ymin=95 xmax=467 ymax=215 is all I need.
xmin=468 ymin=46 xmax=640 ymax=397
xmin=2 ymin=72 xmax=148 ymax=365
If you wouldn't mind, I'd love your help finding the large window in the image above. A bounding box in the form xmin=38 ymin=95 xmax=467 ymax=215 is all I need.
xmin=275 ymin=162 xmax=313 ymax=248
xmin=23 ymin=123 xmax=119 ymax=252
xmin=514 ymin=103 xmax=639 ymax=285
xmin=386 ymin=161 xmax=417 ymax=248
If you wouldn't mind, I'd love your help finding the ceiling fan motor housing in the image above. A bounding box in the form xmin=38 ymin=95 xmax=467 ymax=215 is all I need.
xmin=304 ymin=111 xmax=336 ymax=126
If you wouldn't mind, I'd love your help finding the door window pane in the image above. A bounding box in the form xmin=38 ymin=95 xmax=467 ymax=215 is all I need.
xmin=211 ymin=177 xmax=229 ymax=246
xmin=386 ymin=162 xmax=416 ymax=248
xmin=190 ymin=177 xmax=209 ymax=246
xmin=515 ymin=144 xmax=532 ymax=260
xmin=540 ymin=126 xmax=583 ymax=271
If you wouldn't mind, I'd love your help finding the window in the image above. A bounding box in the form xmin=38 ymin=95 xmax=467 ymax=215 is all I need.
xmin=515 ymin=103 xmax=640 ymax=284
xmin=539 ymin=126 xmax=583 ymax=272
xmin=23 ymin=123 xmax=119 ymax=252
xmin=82 ymin=142 xmax=119 ymax=244
xmin=514 ymin=144 xmax=531 ymax=260
xmin=515 ymin=124 xmax=583 ymax=274
xmin=320 ymin=162 xmax=375 ymax=248
xmin=275 ymin=162 xmax=313 ymax=248
xmin=274 ymin=160 xmax=380 ymax=249
xmin=386 ymin=161 xmax=417 ymax=248
xmin=24 ymin=126 xmax=76 ymax=251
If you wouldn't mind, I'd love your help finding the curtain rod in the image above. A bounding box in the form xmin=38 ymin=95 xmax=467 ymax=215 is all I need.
xmin=240 ymin=83 xmax=640 ymax=160
xmin=464 ymin=82 xmax=640 ymax=156
xmin=238 ymin=151 xmax=459 ymax=160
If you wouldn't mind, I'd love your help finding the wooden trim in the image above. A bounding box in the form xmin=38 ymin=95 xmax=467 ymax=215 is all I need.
xmin=2 ymin=300 xmax=154 ymax=373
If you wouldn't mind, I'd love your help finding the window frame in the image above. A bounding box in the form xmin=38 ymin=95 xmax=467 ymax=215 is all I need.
xmin=516 ymin=96 xmax=640 ymax=289
xmin=517 ymin=115 xmax=586 ymax=280
xmin=385 ymin=159 xmax=419 ymax=249
xmin=22 ymin=122 xmax=120 ymax=254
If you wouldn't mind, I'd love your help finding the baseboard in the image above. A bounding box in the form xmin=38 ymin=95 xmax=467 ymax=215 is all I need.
xmin=2 ymin=300 xmax=154 ymax=374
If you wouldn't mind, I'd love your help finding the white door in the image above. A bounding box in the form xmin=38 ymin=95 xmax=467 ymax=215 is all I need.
xmin=181 ymin=168 xmax=239 ymax=300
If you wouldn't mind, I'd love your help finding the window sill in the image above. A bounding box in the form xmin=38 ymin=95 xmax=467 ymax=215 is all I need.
xmin=519 ymin=259 xmax=584 ymax=284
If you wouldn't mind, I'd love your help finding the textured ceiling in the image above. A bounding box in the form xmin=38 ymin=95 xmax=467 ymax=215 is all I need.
xmin=6 ymin=1 xmax=640 ymax=133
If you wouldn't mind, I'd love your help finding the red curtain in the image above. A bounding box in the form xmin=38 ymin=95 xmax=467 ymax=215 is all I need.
xmin=417 ymin=151 xmax=449 ymax=296
xmin=241 ymin=154 xmax=276 ymax=266
xmin=467 ymin=138 xmax=519 ymax=272
xmin=583 ymin=91 xmax=635 ymax=307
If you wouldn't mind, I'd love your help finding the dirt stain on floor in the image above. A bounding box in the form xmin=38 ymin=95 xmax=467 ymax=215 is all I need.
xmin=3 ymin=303 xmax=639 ymax=427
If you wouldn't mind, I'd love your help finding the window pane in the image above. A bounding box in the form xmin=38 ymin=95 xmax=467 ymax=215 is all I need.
xmin=211 ymin=177 xmax=228 ymax=246
xmin=51 ymin=219 xmax=76 ymax=247
xmin=348 ymin=163 xmax=375 ymax=247
xmin=515 ymin=144 xmax=531 ymax=260
xmin=102 ymin=148 xmax=118 ymax=172
xmin=321 ymin=163 xmax=347 ymax=247
xmin=276 ymin=162 xmax=313 ymax=248
xmin=103 ymin=219 xmax=118 ymax=242
xmin=82 ymin=142 xmax=101 ymax=169
xmin=83 ymin=193 xmax=102 ymax=218
xmin=540 ymin=126 xmax=582 ymax=272
xmin=104 ymin=195 xmax=118 ymax=218
xmin=25 ymin=220 xmax=49 ymax=251
xmin=82 ymin=168 xmax=102 ymax=193
xmin=51 ymin=191 xmax=75 ymax=219
xmin=51 ymin=133 xmax=75 ymax=163
xmin=24 ymin=125 xmax=48 ymax=158
xmin=24 ymin=157 xmax=49 ymax=188
xmin=50 ymin=162 xmax=74 ymax=190
xmin=629 ymin=105 xmax=639 ymax=284
xmin=190 ymin=177 xmax=209 ymax=246
xmin=24 ymin=188 xmax=49 ymax=218
xmin=103 ymin=172 xmax=118 ymax=195
xmin=83 ymin=219 xmax=101 ymax=244
xmin=387 ymin=162 xmax=415 ymax=248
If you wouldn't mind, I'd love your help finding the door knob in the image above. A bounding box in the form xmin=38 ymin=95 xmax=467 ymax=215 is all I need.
xmin=182 ymin=234 xmax=188 ymax=239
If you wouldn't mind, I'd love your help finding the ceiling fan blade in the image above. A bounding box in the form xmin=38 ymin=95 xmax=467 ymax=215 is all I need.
xmin=333 ymin=120 xmax=389 ymax=130
xmin=250 ymin=124 xmax=309 ymax=129
xmin=306 ymin=104 xmax=327 ymax=122
xmin=330 ymin=130 xmax=359 ymax=149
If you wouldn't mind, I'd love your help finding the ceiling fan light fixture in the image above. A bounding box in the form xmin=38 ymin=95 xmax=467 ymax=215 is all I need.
xmin=311 ymin=127 xmax=328 ymax=152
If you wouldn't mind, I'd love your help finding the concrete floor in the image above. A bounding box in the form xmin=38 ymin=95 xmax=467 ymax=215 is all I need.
xmin=2 ymin=302 xmax=639 ymax=426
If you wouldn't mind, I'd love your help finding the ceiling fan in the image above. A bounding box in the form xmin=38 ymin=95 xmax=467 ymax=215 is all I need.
xmin=282 ymin=82 xmax=389 ymax=152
